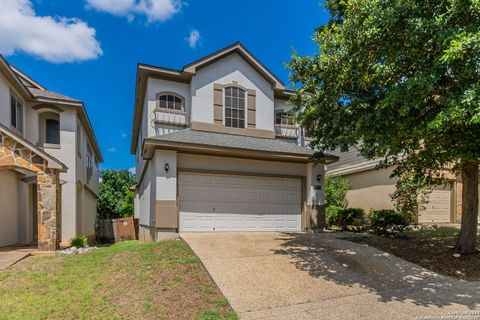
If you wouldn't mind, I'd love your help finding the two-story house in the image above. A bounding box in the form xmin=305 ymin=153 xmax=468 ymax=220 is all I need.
xmin=131 ymin=43 xmax=338 ymax=240
xmin=0 ymin=55 xmax=103 ymax=251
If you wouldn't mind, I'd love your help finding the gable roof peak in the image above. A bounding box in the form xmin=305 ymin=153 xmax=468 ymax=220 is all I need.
xmin=182 ymin=41 xmax=285 ymax=90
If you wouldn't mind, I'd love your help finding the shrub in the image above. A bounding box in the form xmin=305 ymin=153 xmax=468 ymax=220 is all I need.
xmin=70 ymin=235 xmax=89 ymax=248
xmin=326 ymin=207 xmax=365 ymax=230
xmin=369 ymin=209 xmax=407 ymax=234
xmin=390 ymin=172 xmax=431 ymax=223
xmin=324 ymin=175 xmax=351 ymax=208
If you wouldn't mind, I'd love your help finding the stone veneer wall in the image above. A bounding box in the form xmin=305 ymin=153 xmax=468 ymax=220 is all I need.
xmin=0 ymin=131 xmax=61 ymax=251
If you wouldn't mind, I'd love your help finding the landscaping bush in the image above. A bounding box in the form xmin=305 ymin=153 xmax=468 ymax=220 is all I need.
xmin=369 ymin=209 xmax=407 ymax=234
xmin=324 ymin=175 xmax=351 ymax=208
xmin=70 ymin=235 xmax=89 ymax=248
xmin=326 ymin=207 xmax=365 ymax=230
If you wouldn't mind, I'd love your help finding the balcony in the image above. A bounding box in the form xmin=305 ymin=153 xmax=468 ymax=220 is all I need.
xmin=274 ymin=124 xmax=298 ymax=140
xmin=152 ymin=108 xmax=188 ymax=127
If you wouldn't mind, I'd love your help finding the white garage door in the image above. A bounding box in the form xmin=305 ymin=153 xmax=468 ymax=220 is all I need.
xmin=179 ymin=172 xmax=302 ymax=232
xmin=419 ymin=188 xmax=452 ymax=223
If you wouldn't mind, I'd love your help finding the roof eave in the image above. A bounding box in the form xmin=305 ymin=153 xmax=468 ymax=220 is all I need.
xmin=143 ymin=138 xmax=314 ymax=163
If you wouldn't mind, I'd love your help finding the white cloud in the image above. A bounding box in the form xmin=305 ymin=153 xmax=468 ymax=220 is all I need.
xmin=0 ymin=0 xmax=102 ymax=63
xmin=86 ymin=0 xmax=183 ymax=23
xmin=186 ymin=29 xmax=201 ymax=49
xmin=128 ymin=167 xmax=136 ymax=175
xmin=108 ymin=147 xmax=116 ymax=152
xmin=121 ymin=133 xmax=128 ymax=138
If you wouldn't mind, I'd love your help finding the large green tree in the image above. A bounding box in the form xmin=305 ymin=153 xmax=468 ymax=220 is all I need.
xmin=98 ymin=169 xmax=136 ymax=219
xmin=289 ymin=0 xmax=480 ymax=253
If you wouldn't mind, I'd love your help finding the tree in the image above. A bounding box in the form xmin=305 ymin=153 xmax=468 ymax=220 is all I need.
xmin=98 ymin=169 xmax=136 ymax=219
xmin=324 ymin=175 xmax=351 ymax=208
xmin=289 ymin=0 xmax=479 ymax=253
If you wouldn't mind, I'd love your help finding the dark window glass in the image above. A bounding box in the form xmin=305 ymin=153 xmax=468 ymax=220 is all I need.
xmin=10 ymin=95 xmax=23 ymax=132
xmin=46 ymin=119 xmax=60 ymax=144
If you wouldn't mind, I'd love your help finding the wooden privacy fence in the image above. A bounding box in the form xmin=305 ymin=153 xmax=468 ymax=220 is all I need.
xmin=97 ymin=217 xmax=138 ymax=243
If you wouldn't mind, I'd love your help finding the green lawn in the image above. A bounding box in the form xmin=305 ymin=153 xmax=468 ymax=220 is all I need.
xmin=0 ymin=240 xmax=238 ymax=320
xmin=347 ymin=227 xmax=480 ymax=281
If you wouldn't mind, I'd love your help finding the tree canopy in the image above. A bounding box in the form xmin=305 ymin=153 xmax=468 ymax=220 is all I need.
xmin=289 ymin=0 xmax=480 ymax=253
xmin=98 ymin=169 xmax=136 ymax=219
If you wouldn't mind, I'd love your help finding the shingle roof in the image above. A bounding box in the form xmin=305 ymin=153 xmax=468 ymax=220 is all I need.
xmin=28 ymin=87 xmax=80 ymax=102
xmin=148 ymin=129 xmax=314 ymax=156
xmin=326 ymin=147 xmax=382 ymax=173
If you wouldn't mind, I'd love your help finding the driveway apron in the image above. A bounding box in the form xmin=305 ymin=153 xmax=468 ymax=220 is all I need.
xmin=181 ymin=232 xmax=480 ymax=320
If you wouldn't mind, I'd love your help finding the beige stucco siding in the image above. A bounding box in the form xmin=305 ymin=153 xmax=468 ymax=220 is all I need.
xmin=0 ymin=170 xmax=19 ymax=247
xmin=343 ymin=168 xmax=397 ymax=210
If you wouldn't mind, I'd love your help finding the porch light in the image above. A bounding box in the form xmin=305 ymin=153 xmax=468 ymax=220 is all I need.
xmin=165 ymin=163 xmax=170 ymax=172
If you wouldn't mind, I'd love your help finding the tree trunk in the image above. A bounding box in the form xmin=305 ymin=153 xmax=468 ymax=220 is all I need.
xmin=455 ymin=161 xmax=479 ymax=254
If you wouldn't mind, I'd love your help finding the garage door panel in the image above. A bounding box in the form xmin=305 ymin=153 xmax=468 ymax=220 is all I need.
xmin=179 ymin=172 xmax=302 ymax=232
xmin=419 ymin=189 xmax=452 ymax=223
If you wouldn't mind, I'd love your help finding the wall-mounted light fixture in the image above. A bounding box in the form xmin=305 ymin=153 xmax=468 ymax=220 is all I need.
xmin=165 ymin=163 xmax=170 ymax=172
xmin=316 ymin=174 xmax=322 ymax=183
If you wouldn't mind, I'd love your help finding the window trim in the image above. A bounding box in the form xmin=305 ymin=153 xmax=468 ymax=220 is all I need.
xmin=155 ymin=92 xmax=186 ymax=112
xmin=224 ymin=85 xmax=247 ymax=129
xmin=38 ymin=111 xmax=60 ymax=148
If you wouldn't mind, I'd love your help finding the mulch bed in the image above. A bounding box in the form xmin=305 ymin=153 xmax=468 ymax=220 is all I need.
xmin=347 ymin=227 xmax=480 ymax=281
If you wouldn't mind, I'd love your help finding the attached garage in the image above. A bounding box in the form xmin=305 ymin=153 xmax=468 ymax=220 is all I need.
xmin=179 ymin=172 xmax=302 ymax=232
xmin=419 ymin=185 xmax=454 ymax=223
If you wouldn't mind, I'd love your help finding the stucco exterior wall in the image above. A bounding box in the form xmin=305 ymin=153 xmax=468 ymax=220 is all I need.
xmin=0 ymin=170 xmax=19 ymax=247
xmin=343 ymin=168 xmax=397 ymax=210
xmin=138 ymin=160 xmax=153 ymax=226
xmin=75 ymin=121 xmax=100 ymax=194
xmin=190 ymin=53 xmax=274 ymax=130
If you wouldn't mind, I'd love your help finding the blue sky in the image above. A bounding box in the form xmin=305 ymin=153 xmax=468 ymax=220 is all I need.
xmin=1 ymin=0 xmax=330 ymax=170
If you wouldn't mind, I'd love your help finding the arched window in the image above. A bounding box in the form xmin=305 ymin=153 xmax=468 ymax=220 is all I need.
xmin=275 ymin=110 xmax=294 ymax=126
xmin=157 ymin=93 xmax=184 ymax=111
xmin=225 ymin=87 xmax=245 ymax=128
xmin=45 ymin=119 xmax=60 ymax=144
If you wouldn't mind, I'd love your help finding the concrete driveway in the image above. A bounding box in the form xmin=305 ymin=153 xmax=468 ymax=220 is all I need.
xmin=181 ymin=232 xmax=480 ymax=320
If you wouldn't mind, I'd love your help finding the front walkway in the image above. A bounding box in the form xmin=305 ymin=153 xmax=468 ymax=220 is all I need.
xmin=182 ymin=232 xmax=480 ymax=320
xmin=0 ymin=246 xmax=37 ymax=270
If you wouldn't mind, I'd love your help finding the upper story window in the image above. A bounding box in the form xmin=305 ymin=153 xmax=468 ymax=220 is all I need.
xmin=45 ymin=119 xmax=60 ymax=144
xmin=157 ymin=93 xmax=184 ymax=111
xmin=77 ymin=123 xmax=82 ymax=157
xmin=86 ymin=142 xmax=93 ymax=184
xmin=225 ymin=87 xmax=245 ymax=128
xmin=39 ymin=112 xmax=60 ymax=146
xmin=10 ymin=94 xmax=23 ymax=132
xmin=275 ymin=110 xmax=294 ymax=126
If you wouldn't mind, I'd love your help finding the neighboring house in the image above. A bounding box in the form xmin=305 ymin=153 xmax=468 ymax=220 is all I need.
xmin=0 ymin=55 xmax=103 ymax=251
xmin=131 ymin=42 xmax=337 ymax=240
xmin=327 ymin=148 xmax=479 ymax=224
